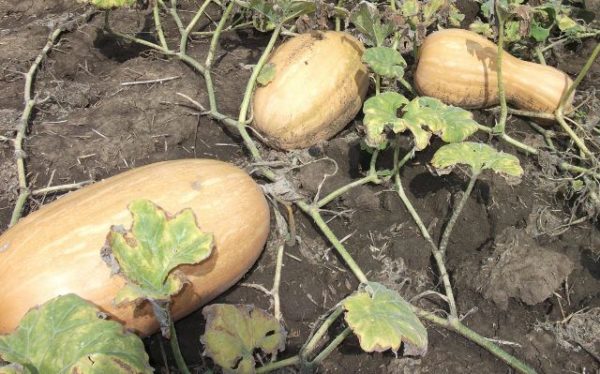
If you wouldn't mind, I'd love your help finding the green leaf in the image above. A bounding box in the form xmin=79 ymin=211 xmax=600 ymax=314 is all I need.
xmin=257 ymin=63 xmax=276 ymax=86
xmin=363 ymin=92 xmax=410 ymax=149
xmin=201 ymin=304 xmax=286 ymax=374
xmin=469 ymin=19 xmax=494 ymax=38
xmin=80 ymin=0 xmax=136 ymax=8
xmin=104 ymin=199 xmax=213 ymax=304
xmin=350 ymin=2 xmax=394 ymax=47
xmin=0 ymin=295 xmax=151 ymax=374
xmin=401 ymin=0 xmax=419 ymax=17
xmin=529 ymin=19 xmax=550 ymax=42
xmin=362 ymin=47 xmax=407 ymax=79
xmin=343 ymin=282 xmax=428 ymax=354
xmin=504 ymin=20 xmax=521 ymax=43
xmin=423 ymin=0 xmax=445 ymax=23
xmin=431 ymin=142 xmax=524 ymax=178
xmin=449 ymin=4 xmax=466 ymax=27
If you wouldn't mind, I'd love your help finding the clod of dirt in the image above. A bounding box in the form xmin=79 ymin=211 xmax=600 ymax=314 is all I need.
xmin=0 ymin=109 xmax=19 ymax=133
xmin=476 ymin=227 xmax=574 ymax=310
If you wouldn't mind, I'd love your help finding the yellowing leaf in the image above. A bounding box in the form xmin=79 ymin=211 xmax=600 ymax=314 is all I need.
xmin=201 ymin=304 xmax=286 ymax=374
xmin=431 ymin=142 xmax=523 ymax=179
xmin=343 ymin=282 xmax=428 ymax=354
xmin=363 ymin=92 xmax=409 ymax=149
xmin=104 ymin=199 xmax=213 ymax=304
xmin=79 ymin=0 xmax=136 ymax=9
xmin=0 ymin=295 xmax=151 ymax=374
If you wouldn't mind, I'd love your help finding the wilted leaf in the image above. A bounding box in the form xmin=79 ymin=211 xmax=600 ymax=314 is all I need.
xmin=0 ymin=295 xmax=151 ymax=374
xmin=343 ymin=282 xmax=428 ymax=354
xmin=80 ymin=0 xmax=136 ymax=8
xmin=423 ymin=0 xmax=445 ymax=23
xmin=257 ymin=63 xmax=276 ymax=86
xmin=201 ymin=304 xmax=286 ymax=374
xmin=363 ymin=92 xmax=409 ymax=149
xmin=362 ymin=47 xmax=407 ymax=79
xmin=104 ymin=199 xmax=213 ymax=304
xmin=350 ymin=2 xmax=394 ymax=46
xmin=431 ymin=142 xmax=523 ymax=178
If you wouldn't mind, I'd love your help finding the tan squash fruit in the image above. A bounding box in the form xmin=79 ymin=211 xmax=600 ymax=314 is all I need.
xmin=414 ymin=28 xmax=574 ymax=115
xmin=0 ymin=159 xmax=270 ymax=336
xmin=252 ymin=31 xmax=370 ymax=150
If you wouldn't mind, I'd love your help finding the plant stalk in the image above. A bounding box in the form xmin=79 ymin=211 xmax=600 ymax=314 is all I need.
xmin=414 ymin=308 xmax=536 ymax=374
xmin=439 ymin=172 xmax=479 ymax=256
xmin=393 ymin=147 xmax=458 ymax=318
xmin=492 ymin=6 xmax=508 ymax=135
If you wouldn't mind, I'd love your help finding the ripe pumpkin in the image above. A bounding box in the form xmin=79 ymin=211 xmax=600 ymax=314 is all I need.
xmin=252 ymin=31 xmax=370 ymax=150
xmin=0 ymin=159 xmax=270 ymax=336
xmin=414 ymin=29 xmax=574 ymax=114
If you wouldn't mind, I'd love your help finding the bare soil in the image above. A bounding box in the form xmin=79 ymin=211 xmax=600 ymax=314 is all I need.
xmin=1 ymin=1 xmax=599 ymax=373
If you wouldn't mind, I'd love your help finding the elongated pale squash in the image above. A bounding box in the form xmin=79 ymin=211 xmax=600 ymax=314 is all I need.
xmin=0 ymin=159 xmax=270 ymax=336
xmin=252 ymin=31 xmax=370 ymax=150
xmin=414 ymin=29 xmax=574 ymax=114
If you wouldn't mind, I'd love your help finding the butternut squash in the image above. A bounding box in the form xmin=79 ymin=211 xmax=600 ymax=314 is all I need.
xmin=252 ymin=31 xmax=370 ymax=150
xmin=414 ymin=29 xmax=574 ymax=115
xmin=0 ymin=159 xmax=270 ymax=336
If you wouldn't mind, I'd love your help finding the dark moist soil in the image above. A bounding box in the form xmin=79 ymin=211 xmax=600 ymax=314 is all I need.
xmin=1 ymin=1 xmax=600 ymax=373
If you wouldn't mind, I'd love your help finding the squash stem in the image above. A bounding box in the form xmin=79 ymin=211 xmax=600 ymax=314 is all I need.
xmin=168 ymin=316 xmax=191 ymax=374
xmin=317 ymin=150 xmax=380 ymax=207
xmin=296 ymin=201 xmax=369 ymax=284
xmin=153 ymin=1 xmax=169 ymax=50
xmin=168 ymin=0 xmax=186 ymax=35
xmin=438 ymin=172 xmax=479 ymax=257
xmin=393 ymin=147 xmax=458 ymax=319
xmin=180 ymin=0 xmax=213 ymax=55
xmin=300 ymin=306 xmax=345 ymax=360
xmin=256 ymin=356 xmax=302 ymax=373
xmin=10 ymin=10 xmax=95 ymax=226
xmin=335 ymin=0 xmax=344 ymax=31
xmin=492 ymin=7 xmax=508 ymax=135
xmin=308 ymin=327 xmax=352 ymax=366
xmin=236 ymin=23 xmax=284 ymax=162
xmin=413 ymin=308 xmax=537 ymax=374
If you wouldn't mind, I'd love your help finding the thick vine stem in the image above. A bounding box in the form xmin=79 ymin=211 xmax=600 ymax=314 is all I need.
xmin=10 ymin=9 xmax=95 ymax=226
xmin=297 ymin=201 xmax=368 ymax=283
xmin=235 ymin=23 xmax=284 ymax=163
xmin=153 ymin=1 xmax=169 ymax=50
xmin=554 ymin=42 xmax=600 ymax=163
xmin=168 ymin=314 xmax=191 ymax=374
xmin=393 ymin=147 xmax=458 ymax=319
xmin=492 ymin=7 xmax=508 ymax=135
xmin=439 ymin=172 xmax=479 ymax=256
xmin=308 ymin=327 xmax=352 ymax=366
xmin=300 ymin=306 xmax=345 ymax=360
xmin=413 ymin=308 xmax=536 ymax=374
xmin=179 ymin=0 xmax=213 ymax=55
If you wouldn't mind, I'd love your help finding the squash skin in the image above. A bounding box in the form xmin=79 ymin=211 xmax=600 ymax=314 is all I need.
xmin=252 ymin=31 xmax=370 ymax=150
xmin=0 ymin=159 xmax=270 ymax=336
xmin=414 ymin=29 xmax=574 ymax=115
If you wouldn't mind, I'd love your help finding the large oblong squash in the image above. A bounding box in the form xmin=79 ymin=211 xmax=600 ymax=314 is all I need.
xmin=252 ymin=31 xmax=370 ymax=150
xmin=0 ymin=159 xmax=270 ymax=336
xmin=414 ymin=29 xmax=574 ymax=114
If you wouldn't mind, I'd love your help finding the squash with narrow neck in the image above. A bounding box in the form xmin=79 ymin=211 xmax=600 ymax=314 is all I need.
xmin=414 ymin=28 xmax=574 ymax=115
